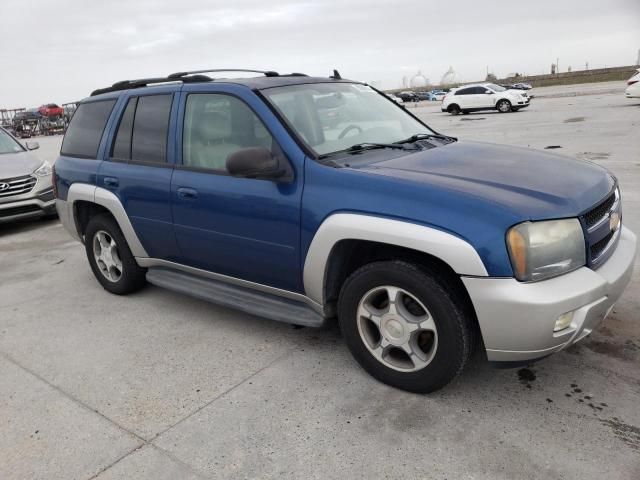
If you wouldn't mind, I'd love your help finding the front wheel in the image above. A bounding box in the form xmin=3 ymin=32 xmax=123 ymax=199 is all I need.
xmin=448 ymin=104 xmax=461 ymax=115
xmin=84 ymin=213 xmax=147 ymax=295
xmin=496 ymin=99 xmax=512 ymax=113
xmin=338 ymin=261 xmax=474 ymax=393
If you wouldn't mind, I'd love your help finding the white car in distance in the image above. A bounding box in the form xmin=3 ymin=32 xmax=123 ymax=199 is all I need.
xmin=442 ymin=83 xmax=530 ymax=115
xmin=625 ymin=68 xmax=640 ymax=99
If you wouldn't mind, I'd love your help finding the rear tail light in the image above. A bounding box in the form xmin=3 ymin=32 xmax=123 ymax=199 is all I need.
xmin=52 ymin=164 xmax=58 ymax=198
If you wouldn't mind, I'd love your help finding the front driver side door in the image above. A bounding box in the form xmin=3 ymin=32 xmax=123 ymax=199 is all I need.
xmin=171 ymin=88 xmax=303 ymax=292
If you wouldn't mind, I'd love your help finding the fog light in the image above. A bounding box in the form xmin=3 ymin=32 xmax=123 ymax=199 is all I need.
xmin=554 ymin=311 xmax=574 ymax=332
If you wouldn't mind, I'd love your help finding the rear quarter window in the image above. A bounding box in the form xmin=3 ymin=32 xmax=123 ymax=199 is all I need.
xmin=61 ymin=100 xmax=116 ymax=158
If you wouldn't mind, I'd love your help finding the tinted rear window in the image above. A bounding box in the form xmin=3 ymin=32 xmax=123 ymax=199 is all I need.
xmin=131 ymin=95 xmax=172 ymax=163
xmin=61 ymin=100 xmax=116 ymax=158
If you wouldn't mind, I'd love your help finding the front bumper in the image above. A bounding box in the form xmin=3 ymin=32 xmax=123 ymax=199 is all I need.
xmin=0 ymin=176 xmax=56 ymax=223
xmin=463 ymin=227 xmax=637 ymax=362
xmin=625 ymin=85 xmax=640 ymax=98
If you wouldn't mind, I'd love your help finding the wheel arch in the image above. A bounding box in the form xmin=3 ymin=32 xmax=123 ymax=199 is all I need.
xmin=65 ymin=183 xmax=148 ymax=257
xmin=302 ymin=213 xmax=488 ymax=308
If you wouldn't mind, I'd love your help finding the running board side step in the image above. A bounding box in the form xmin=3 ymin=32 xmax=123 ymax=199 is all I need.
xmin=146 ymin=268 xmax=326 ymax=328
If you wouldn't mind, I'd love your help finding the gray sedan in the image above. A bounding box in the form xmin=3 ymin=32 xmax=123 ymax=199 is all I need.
xmin=0 ymin=127 xmax=56 ymax=223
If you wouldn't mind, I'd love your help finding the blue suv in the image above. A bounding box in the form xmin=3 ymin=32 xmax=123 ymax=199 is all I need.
xmin=54 ymin=69 xmax=637 ymax=392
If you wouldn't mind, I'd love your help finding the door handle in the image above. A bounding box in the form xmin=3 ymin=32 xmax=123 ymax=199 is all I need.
xmin=103 ymin=177 xmax=119 ymax=188
xmin=177 ymin=187 xmax=198 ymax=199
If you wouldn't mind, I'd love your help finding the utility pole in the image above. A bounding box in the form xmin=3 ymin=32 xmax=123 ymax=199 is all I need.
xmin=556 ymin=57 xmax=559 ymax=73
xmin=636 ymin=49 xmax=640 ymax=66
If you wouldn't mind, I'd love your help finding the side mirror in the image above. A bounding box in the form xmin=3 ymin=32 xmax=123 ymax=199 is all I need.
xmin=25 ymin=141 xmax=40 ymax=150
xmin=226 ymin=147 xmax=292 ymax=182
xmin=486 ymin=91 xmax=494 ymax=94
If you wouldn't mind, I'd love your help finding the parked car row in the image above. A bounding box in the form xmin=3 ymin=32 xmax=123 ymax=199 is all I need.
xmin=394 ymin=90 xmax=448 ymax=102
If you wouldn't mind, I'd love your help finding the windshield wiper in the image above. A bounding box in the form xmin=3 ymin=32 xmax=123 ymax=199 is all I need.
xmin=394 ymin=133 xmax=456 ymax=144
xmin=346 ymin=142 xmax=416 ymax=152
xmin=318 ymin=142 xmax=417 ymax=160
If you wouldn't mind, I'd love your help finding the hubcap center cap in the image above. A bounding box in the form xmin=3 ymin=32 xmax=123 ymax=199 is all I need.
xmin=381 ymin=315 xmax=406 ymax=344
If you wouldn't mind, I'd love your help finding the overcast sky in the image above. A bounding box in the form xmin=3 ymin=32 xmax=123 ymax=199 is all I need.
xmin=1 ymin=0 xmax=639 ymax=107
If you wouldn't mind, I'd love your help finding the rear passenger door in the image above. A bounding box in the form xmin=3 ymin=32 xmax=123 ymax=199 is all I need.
xmin=98 ymin=87 xmax=180 ymax=260
xmin=453 ymin=87 xmax=473 ymax=109
xmin=170 ymin=87 xmax=304 ymax=292
xmin=472 ymin=87 xmax=494 ymax=108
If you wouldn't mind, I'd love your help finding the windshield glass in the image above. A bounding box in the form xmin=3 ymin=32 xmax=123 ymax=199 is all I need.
xmin=262 ymin=83 xmax=435 ymax=156
xmin=0 ymin=129 xmax=24 ymax=154
xmin=486 ymin=83 xmax=506 ymax=92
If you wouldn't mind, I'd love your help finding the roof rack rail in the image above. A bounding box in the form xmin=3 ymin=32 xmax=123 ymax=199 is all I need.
xmin=90 ymin=69 xmax=311 ymax=97
xmin=90 ymin=74 xmax=213 ymax=97
xmin=168 ymin=69 xmax=282 ymax=79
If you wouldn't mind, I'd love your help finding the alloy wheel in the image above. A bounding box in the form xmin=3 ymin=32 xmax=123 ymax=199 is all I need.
xmin=356 ymin=285 xmax=438 ymax=372
xmin=92 ymin=230 xmax=123 ymax=282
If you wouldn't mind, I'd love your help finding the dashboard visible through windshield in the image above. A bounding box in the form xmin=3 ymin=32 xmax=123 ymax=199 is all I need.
xmin=262 ymin=83 xmax=436 ymax=157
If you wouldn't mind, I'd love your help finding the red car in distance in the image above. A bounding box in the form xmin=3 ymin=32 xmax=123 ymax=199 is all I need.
xmin=38 ymin=103 xmax=64 ymax=118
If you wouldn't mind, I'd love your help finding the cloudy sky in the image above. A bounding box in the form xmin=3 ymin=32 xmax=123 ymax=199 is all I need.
xmin=1 ymin=0 xmax=639 ymax=107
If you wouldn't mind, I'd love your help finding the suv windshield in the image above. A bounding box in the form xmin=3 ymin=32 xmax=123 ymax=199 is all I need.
xmin=262 ymin=83 xmax=435 ymax=156
xmin=0 ymin=129 xmax=24 ymax=154
xmin=486 ymin=83 xmax=506 ymax=92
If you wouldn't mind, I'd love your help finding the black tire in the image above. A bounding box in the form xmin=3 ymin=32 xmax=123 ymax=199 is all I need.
xmin=496 ymin=99 xmax=512 ymax=113
xmin=84 ymin=213 xmax=147 ymax=295
xmin=338 ymin=261 xmax=474 ymax=393
xmin=448 ymin=104 xmax=461 ymax=115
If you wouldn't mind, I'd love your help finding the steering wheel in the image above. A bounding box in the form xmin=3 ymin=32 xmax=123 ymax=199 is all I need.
xmin=338 ymin=124 xmax=363 ymax=139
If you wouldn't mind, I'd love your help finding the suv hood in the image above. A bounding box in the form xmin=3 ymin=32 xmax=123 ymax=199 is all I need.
xmin=358 ymin=140 xmax=614 ymax=219
xmin=0 ymin=151 xmax=41 ymax=179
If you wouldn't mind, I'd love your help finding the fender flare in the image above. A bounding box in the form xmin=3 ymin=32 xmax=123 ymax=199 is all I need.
xmin=62 ymin=183 xmax=148 ymax=258
xmin=302 ymin=213 xmax=488 ymax=304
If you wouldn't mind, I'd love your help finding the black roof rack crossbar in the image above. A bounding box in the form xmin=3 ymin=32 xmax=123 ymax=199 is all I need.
xmin=90 ymin=74 xmax=213 ymax=96
xmin=91 ymin=69 xmax=312 ymax=97
xmin=168 ymin=69 xmax=282 ymax=79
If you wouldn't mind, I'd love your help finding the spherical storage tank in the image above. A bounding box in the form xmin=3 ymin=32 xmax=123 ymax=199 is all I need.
xmin=440 ymin=66 xmax=458 ymax=85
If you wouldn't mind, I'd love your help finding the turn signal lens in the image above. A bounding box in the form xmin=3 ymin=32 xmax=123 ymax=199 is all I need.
xmin=507 ymin=228 xmax=527 ymax=279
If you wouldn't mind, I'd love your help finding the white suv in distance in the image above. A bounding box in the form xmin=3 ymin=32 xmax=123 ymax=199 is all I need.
xmin=625 ymin=68 xmax=640 ymax=99
xmin=442 ymin=83 xmax=530 ymax=115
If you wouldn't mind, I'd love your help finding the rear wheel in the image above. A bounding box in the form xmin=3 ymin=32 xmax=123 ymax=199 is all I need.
xmin=496 ymin=99 xmax=512 ymax=113
xmin=84 ymin=213 xmax=147 ymax=295
xmin=338 ymin=261 xmax=474 ymax=393
xmin=448 ymin=104 xmax=461 ymax=115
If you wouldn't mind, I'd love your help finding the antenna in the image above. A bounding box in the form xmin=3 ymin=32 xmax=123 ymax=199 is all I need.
xmin=330 ymin=69 xmax=342 ymax=80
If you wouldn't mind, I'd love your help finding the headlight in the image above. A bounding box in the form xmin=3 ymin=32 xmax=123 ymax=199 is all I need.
xmin=506 ymin=218 xmax=585 ymax=282
xmin=34 ymin=161 xmax=52 ymax=177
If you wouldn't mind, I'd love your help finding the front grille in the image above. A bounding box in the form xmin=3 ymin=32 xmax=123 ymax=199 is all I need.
xmin=590 ymin=230 xmax=615 ymax=259
xmin=582 ymin=188 xmax=621 ymax=269
xmin=584 ymin=192 xmax=615 ymax=229
xmin=0 ymin=174 xmax=37 ymax=198
xmin=0 ymin=204 xmax=41 ymax=218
